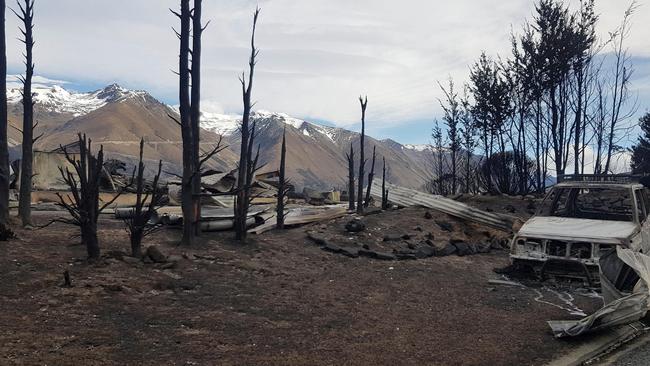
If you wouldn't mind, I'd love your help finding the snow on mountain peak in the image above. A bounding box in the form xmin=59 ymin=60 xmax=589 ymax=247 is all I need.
xmin=6 ymin=79 xmax=149 ymax=117
xmin=404 ymin=144 xmax=434 ymax=152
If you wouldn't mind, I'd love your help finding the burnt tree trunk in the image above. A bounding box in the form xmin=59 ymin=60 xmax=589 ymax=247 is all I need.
xmin=276 ymin=128 xmax=287 ymax=229
xmin=125 ymin=139 xmax=164 ymax=258
xmin=190 ymin=0 xmax=203 ymax=237
xmin=0 ymin=0 xmax=8 ymax=226
xmin=16 ymin=0 xmax=35 ymax=227
xmin=364 ymin=145 xmax=376 ymax=208
xmin=381 ymin=157 xmax=389 ymax=210
xmin=174 ymin=0 xmax=195 ymax=245
xmin=356 ymin=96 xmax=367 ymax=214
xmin=234 ymin=8 xmax=261 ymax=243
xmin=54 ymin=134 xmax=125 ymax=260
xmin=345 ymin=144 xmax=355 ymax=211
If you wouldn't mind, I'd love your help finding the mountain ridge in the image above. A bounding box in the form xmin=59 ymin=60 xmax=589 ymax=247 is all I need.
xmin=7 ymin=80 xmax=437 ymax=190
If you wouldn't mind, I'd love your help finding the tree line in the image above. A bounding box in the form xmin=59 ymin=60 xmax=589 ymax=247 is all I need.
xmin=429 ymin=0 xmax=639 ymax=196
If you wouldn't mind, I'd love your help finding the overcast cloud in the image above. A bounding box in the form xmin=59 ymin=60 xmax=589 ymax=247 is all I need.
xmin=4 ymin=0 xmax=649 ymax=141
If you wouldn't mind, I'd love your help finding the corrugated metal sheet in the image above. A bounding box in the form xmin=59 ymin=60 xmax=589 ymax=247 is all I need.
xmin=370 ymin=181 xmax=512 ymax=232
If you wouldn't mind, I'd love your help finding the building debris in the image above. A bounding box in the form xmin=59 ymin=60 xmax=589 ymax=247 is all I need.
xmin=249 ymin=205 xmax=348 ymax=234
xmin=370 ymin=181 xmax=513 ymax=232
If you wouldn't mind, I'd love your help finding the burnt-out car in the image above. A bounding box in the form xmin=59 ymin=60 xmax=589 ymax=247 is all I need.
xmin=510 ymin=175 xmax=650 ymax=281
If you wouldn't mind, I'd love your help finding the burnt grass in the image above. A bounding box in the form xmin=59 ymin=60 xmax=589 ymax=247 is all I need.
xmin=0 ymin=199 xmax=603 ymax=366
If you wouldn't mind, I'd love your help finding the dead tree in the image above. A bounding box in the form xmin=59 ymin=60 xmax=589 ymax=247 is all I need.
xmin=364 ymin=145 xmax=376 ymax=208
xmin=124 ymin=139 xmax=164 ymax=258
xmin=381 ymin=157 xmax=389 ymax=210
xmin=172 ymin=0 xmax=193 ymax=245
xmin=234 ymin=8 xmax=261 ymax=242
xmin=0 ymin=0 xmax=9 ymax=227
xmin=14 ymin=0 xmax=37 ymax=227
xmin=276 ymin=128 xmax=289 ymax=229
xmin=356 ymin=96 xmax=368 ymax=214
xmin=189 ymin=0 xmax=205 ymax=237
xmin=345 ymin=144 xmax=355 ymax=211
xmin=52 ymin=134 xmax=124 ymax=260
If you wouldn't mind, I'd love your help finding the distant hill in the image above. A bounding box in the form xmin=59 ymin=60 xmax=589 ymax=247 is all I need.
xmin=9 ymin=81 xmax=439 ymax=190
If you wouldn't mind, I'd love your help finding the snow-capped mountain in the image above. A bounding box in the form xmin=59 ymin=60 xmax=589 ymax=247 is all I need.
xmin=7 ymin=79 xmax=439 ymax=190
xmin=7 ymin=81 xmax=149 ymax=117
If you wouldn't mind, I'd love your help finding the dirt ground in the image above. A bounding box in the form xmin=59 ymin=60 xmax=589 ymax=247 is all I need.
xmin=0 ymin=201 xmax=604 ymax=366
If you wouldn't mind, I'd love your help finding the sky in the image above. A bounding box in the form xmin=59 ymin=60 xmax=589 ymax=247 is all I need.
xmin=4 ymin=0 xmax=650 ymax=145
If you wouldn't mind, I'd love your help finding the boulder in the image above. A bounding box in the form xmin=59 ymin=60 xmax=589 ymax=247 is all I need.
xmin=395 ymin=253 xmax=417 ymax=260
xmin=307 ymin=233 xmax=328 ymax=246
xmin=436 ymin=221 xmax=454 ymax=232
xmin=435 ymin=243 xmax=457 ymax=257
xmin=375 ymin=252 xmax=397 ymax=260
xmin=122 ymin=256 xmax=141 ymax=265
xmin=340 ymin=247 xmax=360 ymax=258
xmin=345 ymin=219 xmax=366 ymax=233
xmin=322 ymin=243 xmax=342 ymax=253
xmin=452 ymin=241 xmax=472 ymax=256
xmin=415 ymin=246 xmax=436 ymax=258
xmin=424 ymin=211 xmax=433 ymax=219
xmin=146 ymin=245 xmax=167 ymax=263
xmin=383 ymin=234 xmax=402 ymax=242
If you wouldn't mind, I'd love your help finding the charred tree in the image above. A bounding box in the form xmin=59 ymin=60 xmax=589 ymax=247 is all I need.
xmin=190 ymin=0 xmax=204 ymax=236
xmin=363 ymin=145 xmax=376 ymax=208
xmin=276 ymin=128 xmax=289 ymax=229
xmin=171 ymin=0 xmax=195 ymax=245
xmin=52 ymin=134 xmax=125 ymax=260
xmin=0 ymin=0 xmax=8 ymax=226
xmin=381 ymin=157 xmax=389 ymax=210
xmin=234 ymin=8 xmax=261 ymax=242
xmin=15 ymin=0 xmax=35 ymax=227
xmin=124 ymin=139 xmax=164 ymax=258
xmin=345 ymin=144 xmax=355 ymax=211
xmin=356 ymin=96 xmax=367 ymax=214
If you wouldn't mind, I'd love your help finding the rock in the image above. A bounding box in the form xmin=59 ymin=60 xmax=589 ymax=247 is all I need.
xmin=322 ymin=243 xmax=342 ymax=253
xmin=425 ymin=232 xmax=435 ymax=240
xmin=168 ymin=255 xmax=184 ymax=263
xmin=414 ymin=225 xmax=423 ymax=232
xmin=402 ymin=233 xmax=417 ymax=240
xmin=485 ymin=207 xmax=494 ymax=212
xmin=307 ymin=233 xmax=328 ymax=246
xmin=395 ymin=253 xmax=417 ymax=260
xmin=453 ymin=241 xmax=472 ymax=256
xmin=505 ymin=205 xmax=517 ymax=213
xmin=362 ymin=244 xmax=370 ymax=250
xmin=359 ymin=249 xmax=376 ymax=258
xmin=122 ymin=256 xmax=141 ymax=265
xmin=476 ymin=242 xmax=492 ymax=253
xmin=406 ymin=242 xmax=416 ymax=250
xmin=159 ymin=262 xmax=177 ymax=270
xmin=383 ymin=234 xmax=402 ymax=242
xmin=436 ymin=221 xmax=454 ymax=232
xmin=435 ymin=243 xmax=457 ymax=257
xmin=424 ymin=239 xmax=435 ymax=247
xmin=415 ymin=246 xmax=436 ymax=258
xmin=424 ymin=211 xmax=433 ymax=220
xmin=340 ymin=247 xmax=360 ymax=258
xmin=146 ymin=245 xmax=167 ymax=263
xmin=345 ymin=219 xmax=366 ymax=233
xmin=143 ymin=256 xmax=154 ymax=264
xmin=359 ymin=249 xmax=396 ymax=260
xmin=375 ymin=252 xmax=397 ymax=260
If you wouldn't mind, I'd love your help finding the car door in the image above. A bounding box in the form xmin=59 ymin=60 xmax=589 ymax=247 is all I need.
xmin=636 ymin=188 xmax=650 ymax=253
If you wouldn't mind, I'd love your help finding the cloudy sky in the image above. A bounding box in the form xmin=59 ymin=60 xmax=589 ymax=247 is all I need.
xmin=4 ymin=0 xmax=649 ymax=144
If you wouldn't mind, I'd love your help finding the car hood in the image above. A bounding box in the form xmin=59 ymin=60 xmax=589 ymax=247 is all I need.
xmin=517 ymin=216 xmax=638 ymax=244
